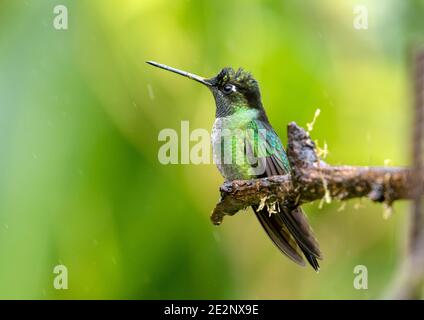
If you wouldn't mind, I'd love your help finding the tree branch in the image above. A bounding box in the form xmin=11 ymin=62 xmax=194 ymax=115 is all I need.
xmin=211 ymin=123 xmax=415 ymax=226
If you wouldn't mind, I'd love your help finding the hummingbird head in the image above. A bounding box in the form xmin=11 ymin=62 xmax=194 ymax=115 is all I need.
xmin=146 ymin=61 xmax=263 ymax=118
xmin=207 ymin=67 xmax=262 ymax=117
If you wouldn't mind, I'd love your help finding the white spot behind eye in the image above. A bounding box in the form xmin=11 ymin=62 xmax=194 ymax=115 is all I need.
xmin=223 ymin=84 xmax=237 ymax=94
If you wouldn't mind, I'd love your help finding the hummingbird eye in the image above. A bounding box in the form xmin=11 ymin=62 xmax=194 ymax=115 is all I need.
xmin=222 ymin=83 xmax=236 ymax=94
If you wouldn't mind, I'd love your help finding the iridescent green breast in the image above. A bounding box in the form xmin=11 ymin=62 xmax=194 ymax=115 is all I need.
xmin=211 ymin=109 xmax=290 ymax=180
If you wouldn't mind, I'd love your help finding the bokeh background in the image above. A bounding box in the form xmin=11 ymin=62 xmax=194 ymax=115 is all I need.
xmin=0 ymin=0 xmax=423 ymax=299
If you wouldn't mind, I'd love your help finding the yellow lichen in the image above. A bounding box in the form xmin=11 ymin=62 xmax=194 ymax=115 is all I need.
xmin=267 ymin=201 xmax=279 ymax=216
xmin=384 ymin=159 xmax=392 ymax=166
xmin=315 ymin=140 xmax=329 ymax=159
xmin=383 ymin=203 xmax=393 ymax=219
xmin=337 ymin=201 xmax=346 ymax=212
xmin=306 ymin=108 xmax=321 ymax=132
xmin=258 ymin=196 xmax=267 ymax=211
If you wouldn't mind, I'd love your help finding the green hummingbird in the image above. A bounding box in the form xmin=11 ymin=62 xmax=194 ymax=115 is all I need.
xmin=147 ymin=61 xmax=322 ymax=271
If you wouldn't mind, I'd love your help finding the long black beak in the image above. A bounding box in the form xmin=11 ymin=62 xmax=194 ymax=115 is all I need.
xmin=146 ymin=61 xmax=211 ymax=86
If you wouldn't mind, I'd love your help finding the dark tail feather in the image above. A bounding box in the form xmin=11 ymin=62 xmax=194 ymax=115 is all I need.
xmin=253 ymin=205 xmax=322 ymax=271
xmin=253 ymin=205 xmax=305 ymax=266
xmin=300 ymin=246 xmax=320 ymax=272
xmin=279 ymin=207 xmax=323 ymax=260
xmin=299 ymin=241 xmax=321 ymax=272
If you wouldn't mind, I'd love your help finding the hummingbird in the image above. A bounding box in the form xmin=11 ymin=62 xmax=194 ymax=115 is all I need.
xmin=147 ymin=61 xmax=323 ymax=271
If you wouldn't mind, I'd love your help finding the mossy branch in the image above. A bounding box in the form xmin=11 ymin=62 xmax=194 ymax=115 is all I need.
xmin=210 ymin=122 xmax=415 ymax=225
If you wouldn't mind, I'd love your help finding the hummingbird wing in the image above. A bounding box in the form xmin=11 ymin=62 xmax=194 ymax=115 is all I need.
xmin=247 ymin=120 xmax=322 ymax=270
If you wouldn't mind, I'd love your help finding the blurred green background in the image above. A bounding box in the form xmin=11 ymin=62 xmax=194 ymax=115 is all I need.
xmin=0 ymin=0 xmax=423 ymax=299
